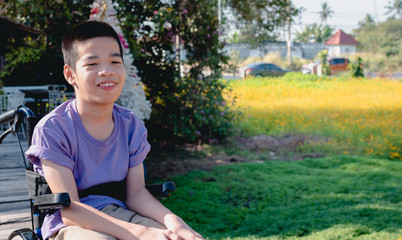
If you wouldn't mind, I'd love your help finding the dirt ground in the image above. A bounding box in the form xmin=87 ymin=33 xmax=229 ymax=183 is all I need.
xmin=146 ymin=134 xmax=325 ymax=181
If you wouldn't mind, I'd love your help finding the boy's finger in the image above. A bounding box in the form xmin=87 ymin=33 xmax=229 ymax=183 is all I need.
xmin=164 ymin=230 xmax=181 ymax=240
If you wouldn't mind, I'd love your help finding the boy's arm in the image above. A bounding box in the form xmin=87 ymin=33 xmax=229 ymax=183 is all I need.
xmin=126 ymin=163 xmax=204 ymax=240
xmin=41 ymin=159 xmax=181 ymax=240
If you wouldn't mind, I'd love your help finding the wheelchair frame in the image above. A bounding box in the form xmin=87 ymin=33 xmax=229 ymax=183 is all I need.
xmin=1 ymin=106 xmax=176 ymax=240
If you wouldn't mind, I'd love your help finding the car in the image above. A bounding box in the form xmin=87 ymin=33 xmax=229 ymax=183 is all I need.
xmin=327 ymin=57 xmax=350 ymax=74
xmin=239 ymin=62 xmax=289 ymax=78
xmin=301 ymin=57 xmax=350 ymax=75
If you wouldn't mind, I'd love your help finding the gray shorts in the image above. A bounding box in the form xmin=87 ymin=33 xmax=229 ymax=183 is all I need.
xmin=51 ymin=204 xmax=165 ymax=240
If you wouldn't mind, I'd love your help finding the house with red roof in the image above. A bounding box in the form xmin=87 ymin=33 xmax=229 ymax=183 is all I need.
xmin=325 ymin=30 xmax=360 ymax=57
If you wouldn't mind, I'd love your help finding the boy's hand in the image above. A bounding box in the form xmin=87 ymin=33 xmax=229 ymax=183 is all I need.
xmin=164 ymin=214 xmax=205 ymax=240
xmin=137 ymin=228 xmax=181 ymax=240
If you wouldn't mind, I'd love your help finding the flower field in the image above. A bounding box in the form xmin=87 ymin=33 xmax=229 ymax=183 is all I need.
xmin=227 ymin=73 xmax=402 ymax=160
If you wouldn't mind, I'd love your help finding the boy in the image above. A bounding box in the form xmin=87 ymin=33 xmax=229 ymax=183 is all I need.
xmin=26 ymin=21 xmax=204 ymax=240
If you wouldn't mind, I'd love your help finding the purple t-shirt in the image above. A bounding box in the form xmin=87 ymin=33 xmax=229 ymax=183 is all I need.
xmin=25 ymin=99 xmax=150 ymax=239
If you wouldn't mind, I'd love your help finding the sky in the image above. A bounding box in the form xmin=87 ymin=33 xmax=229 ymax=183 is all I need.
xmin=292 ymin=0 xmax=391 ymax=35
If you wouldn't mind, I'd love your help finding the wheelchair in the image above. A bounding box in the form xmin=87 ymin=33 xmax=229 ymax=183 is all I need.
xmin=1 ymin=106 xmax=176 ymax=240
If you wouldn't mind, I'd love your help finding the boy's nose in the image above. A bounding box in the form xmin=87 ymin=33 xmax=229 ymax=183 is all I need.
xmin=98 ymin=67 xmax=114 ymax=76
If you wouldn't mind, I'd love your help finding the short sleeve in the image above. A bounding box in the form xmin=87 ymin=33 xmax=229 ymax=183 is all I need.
xmin=128 ymin=118 xmax=151 ymax=168
xmin=26 ymin=124 xmax=75 ymax=171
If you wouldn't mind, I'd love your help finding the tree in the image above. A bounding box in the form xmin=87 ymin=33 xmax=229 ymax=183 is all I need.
xmin=354 ymin=17 xmax=402 ymax=57
xmin=295 ymin=2 xmax=333 ymax=43
xmin=385 ymin=0 xmax=402 ymax=19
xmin=353 ymin=14 xmax=379 ymax=52
xmin=353 ymin=17 xmax=401 ymax=72
xmin=294 ymin=25 xmax=311 ymax=42
xmin=295 ymin=23 xmax=333 ymax=43
xmin=358 ymin=14 xmax=376 ymax=28
xmin=229 ymin=24 xmax=277 ymax=45
xmin=319 ymin=2 xmax=333 ymax=24
xmin=0 ymin=0 xmax=93 ymax=87
xmin=377 ymin=18 xmax=402 ymax=56
xmin=224 ymin=0 xmax=302 ymax=43
xmin=311 ymin=24 xmax=333 ymax=42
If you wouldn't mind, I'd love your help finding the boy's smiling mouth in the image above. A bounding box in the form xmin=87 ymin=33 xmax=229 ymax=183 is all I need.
xmin=98 ymin=82 xmax=117 ymax=87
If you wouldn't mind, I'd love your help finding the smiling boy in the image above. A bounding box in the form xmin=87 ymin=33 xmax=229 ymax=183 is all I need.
xmin=26 ymin=21 xmax=203 ymax=240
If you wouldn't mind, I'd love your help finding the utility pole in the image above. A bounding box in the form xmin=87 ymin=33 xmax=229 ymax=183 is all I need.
xmin=286 ymin=0 xmax=292 ymax=66
xmin=175 ymin=1 xmax=182 ymax=78
xmin=373 ymin=0 xmax=379 ymax=23
xmin=218 ymin=0 xmax=221 ymax=25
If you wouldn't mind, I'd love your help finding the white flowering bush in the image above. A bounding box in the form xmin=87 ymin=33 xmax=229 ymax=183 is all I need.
xmin=90 ymin=0 xmax=152 ymax=120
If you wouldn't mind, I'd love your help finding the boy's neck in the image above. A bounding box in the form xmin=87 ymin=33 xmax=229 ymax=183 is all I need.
xmin=76 ymin=100 xmax=113 ymax=120
xmin=75 ymin=100 xmax=115 ymax=141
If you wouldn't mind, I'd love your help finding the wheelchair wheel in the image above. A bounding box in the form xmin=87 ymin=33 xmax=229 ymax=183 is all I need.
xmin=8 ymin=235 xmax=23 ymax=240
xmin=8 ymin=228 xmax=39 ymax=240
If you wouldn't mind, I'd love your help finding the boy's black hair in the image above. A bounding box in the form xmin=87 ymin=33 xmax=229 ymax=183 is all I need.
xmin=62 ymin=20 xmax=123 ymax=69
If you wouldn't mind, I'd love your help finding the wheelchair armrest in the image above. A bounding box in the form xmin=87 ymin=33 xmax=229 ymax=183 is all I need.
xmin=33 ymin=192 xmax=71 ymax=210
xmin=146 ymin=182 xmax=176 ymax=199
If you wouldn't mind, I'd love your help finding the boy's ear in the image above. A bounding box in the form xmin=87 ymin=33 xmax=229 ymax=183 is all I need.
xmin=63 ymin=64 xmax=76 ymax=87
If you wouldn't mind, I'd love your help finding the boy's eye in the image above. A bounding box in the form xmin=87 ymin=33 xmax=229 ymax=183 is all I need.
xmin=86 ymin=63 xmax=97 ymax=66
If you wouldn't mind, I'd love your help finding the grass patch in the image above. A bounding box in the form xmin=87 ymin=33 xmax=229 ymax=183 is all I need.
xmin=163 ymin=156 xmax=402 ymax=239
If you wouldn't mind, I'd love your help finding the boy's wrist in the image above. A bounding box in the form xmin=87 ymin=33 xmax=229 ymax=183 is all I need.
xmin=121 ymin=222 xmax=148 ymax=240
xmin=164 ymin=213 xmax=185 ymax=231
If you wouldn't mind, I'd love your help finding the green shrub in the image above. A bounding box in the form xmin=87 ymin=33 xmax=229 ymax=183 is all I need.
xmin=172 ymin=77 xmax=237 ymax=143
xmin=348 ymin=56 xmax=365 ymax=78
xmin=318 ymin=49 xmax=330 ymax=76
xmin=0 ymin=37 xmax=44 ymax=80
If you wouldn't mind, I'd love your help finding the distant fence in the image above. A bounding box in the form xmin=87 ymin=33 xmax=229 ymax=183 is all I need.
xmin=2 ymin=85 xmax=74 ymax=115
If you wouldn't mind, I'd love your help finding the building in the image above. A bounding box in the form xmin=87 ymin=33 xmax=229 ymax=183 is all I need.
xmin=223 ymin=41 xmax=326 ymax=60
xmin=224 ymin=29 xmax=361 ymax=61
xmin=325 ymin=30 xmax=360 ymax=57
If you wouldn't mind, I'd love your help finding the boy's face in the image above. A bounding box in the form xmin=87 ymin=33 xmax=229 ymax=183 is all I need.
xmin=64 ymin=36 xmax=125 ymax=107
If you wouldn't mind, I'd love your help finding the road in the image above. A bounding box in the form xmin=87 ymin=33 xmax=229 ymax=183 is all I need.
xmin=0 ymin=136 xmax=31 ymax=239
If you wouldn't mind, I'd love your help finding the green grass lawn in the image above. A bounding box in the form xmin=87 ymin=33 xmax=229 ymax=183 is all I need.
xmin=163 ymin=156 xmax=402 ymax=239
